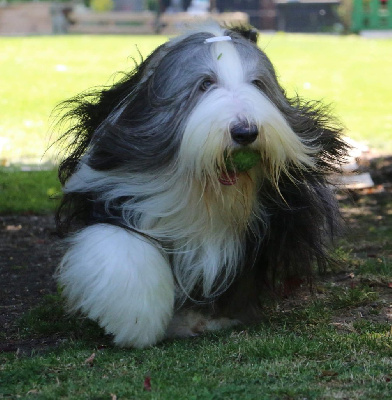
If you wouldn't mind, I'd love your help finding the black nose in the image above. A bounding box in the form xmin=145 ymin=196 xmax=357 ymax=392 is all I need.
xmin=230 ymin=123 xmax=258 ymax=145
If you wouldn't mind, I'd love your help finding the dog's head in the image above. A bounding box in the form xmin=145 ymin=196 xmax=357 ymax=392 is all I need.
xmin=168 ymin=27 xmax=317 ymax=189
xmin=63 ymin=26 xmax=316 ymax=178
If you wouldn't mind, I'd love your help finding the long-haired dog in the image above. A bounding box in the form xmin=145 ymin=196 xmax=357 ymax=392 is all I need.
xmin=55 ymin=24 xmax=347 ymax=348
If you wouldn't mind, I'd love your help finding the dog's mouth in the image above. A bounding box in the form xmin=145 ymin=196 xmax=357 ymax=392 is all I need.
xmin=218 ymin=170 xmax=239 ymax=186
xmin=218 ymin=149 xmax=261 ymax=185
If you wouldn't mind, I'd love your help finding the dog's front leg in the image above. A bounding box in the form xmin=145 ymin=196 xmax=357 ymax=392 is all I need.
xmin=56 ymin=224 xmax=175 ymax=348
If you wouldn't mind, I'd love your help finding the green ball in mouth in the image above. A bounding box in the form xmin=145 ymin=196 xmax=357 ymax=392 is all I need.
xmin=224 ymin=149 xmax=261 ymax=173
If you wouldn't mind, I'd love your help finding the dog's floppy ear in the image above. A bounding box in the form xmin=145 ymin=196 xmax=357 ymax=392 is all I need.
xmin=228 ymin=25 xmax=259 ymax=43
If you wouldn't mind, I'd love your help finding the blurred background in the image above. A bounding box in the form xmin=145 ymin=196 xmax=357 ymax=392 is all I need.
xmin=1 ymin=0 xmax=392 ymax=35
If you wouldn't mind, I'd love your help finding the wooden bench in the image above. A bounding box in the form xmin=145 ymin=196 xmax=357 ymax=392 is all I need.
xmin=68 ymin=11 xmax=249 ymax=35
xmin=0 ymin=2 xmax=52 ymax=35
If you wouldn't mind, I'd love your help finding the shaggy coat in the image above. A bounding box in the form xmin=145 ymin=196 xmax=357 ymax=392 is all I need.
xmin=55 ymin=25 xmax=347 ymax=347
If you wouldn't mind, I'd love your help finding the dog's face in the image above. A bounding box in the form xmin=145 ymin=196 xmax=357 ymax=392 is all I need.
xmin=86 ymin=27 xmax=316 ymax=193
xmin=170 ymin=32 xmax=316 ymax=188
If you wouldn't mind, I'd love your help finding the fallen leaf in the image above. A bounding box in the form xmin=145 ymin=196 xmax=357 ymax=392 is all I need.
xmin=110 ymin=394 xmax=117 ymax=400
xmin=335 ymin=273 xmax=355 ymax=282
xmin=144 ymin=376 xmax=151 ymax=391
xmin=320 ymin=370 xmax=339 ymax=377
xmin=350 ymin=280 xmax=358 ymax=289
xmin=230 ymin=330 xmax=249 ymax=338
xmin=6 ymin=225 xmax=22 ymax=231
xmin=84 ymin=352 xmax=96 ymax=366
xmin=388 ymin=283 xmax=392 ymax=289
xmin=360 ymin=185 xmax=385 ymax=194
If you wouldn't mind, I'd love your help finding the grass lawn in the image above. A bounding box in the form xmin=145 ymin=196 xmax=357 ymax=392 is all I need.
xmin=2 ymin=281 xmax=392 ymax=399
xmin=0 ymin=168 xmax=60 ymax=214
xmin=0 ymin=33 xmax=391 ymax=166
xmin=2 ymin=325 xmax=392 ymax=399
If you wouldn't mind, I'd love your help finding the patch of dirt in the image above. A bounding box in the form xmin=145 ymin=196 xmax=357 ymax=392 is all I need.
xmin=331 ymin=286 xmax=392 ymax=327
xmin=329 ymin=155 xmax=392 ymax=327
xmin=0 ymin=156 xmax=391 ymax=353
xmin=0 ymin=215 xmax=62 ymax=351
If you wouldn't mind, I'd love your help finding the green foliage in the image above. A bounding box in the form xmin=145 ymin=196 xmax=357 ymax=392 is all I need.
xmin=90 ymin=0 xmax=114 ymax=12
xmin=147 ymin=0 xmax=159 ymax=11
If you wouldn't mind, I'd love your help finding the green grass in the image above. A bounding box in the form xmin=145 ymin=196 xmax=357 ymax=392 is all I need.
xmin=0 ymin=34 xmax=391 ymax=165
xmin=3 ymin=337 xmax=391 ymax=399
xmin=2 ymin=291 xmax=392 ymax=399
xmin=0 ymin=35 xmax=166 ymax=164
xmin=328 ymin=284 xmax=379 ymax=309
xmin=358 ymin=257 xmax=392 ymax=279
xmin=261 ymin=34 xmax=392 ymax=151
xmin=0 ymin=168 xmax=60 ymax=214
xmin=2 ymin=248 xmax=391 ymax=399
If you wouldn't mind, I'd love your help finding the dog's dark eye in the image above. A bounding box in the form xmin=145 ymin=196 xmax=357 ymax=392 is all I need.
xmin=252 ymin=80 xmax=266 ymax=91
xmin=200 ymin=79 xmax=215 ymax=92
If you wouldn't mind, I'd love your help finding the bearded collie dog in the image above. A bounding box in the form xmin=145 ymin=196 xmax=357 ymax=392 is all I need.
xmin=55 ymin=25 xmax=347 ymax=348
